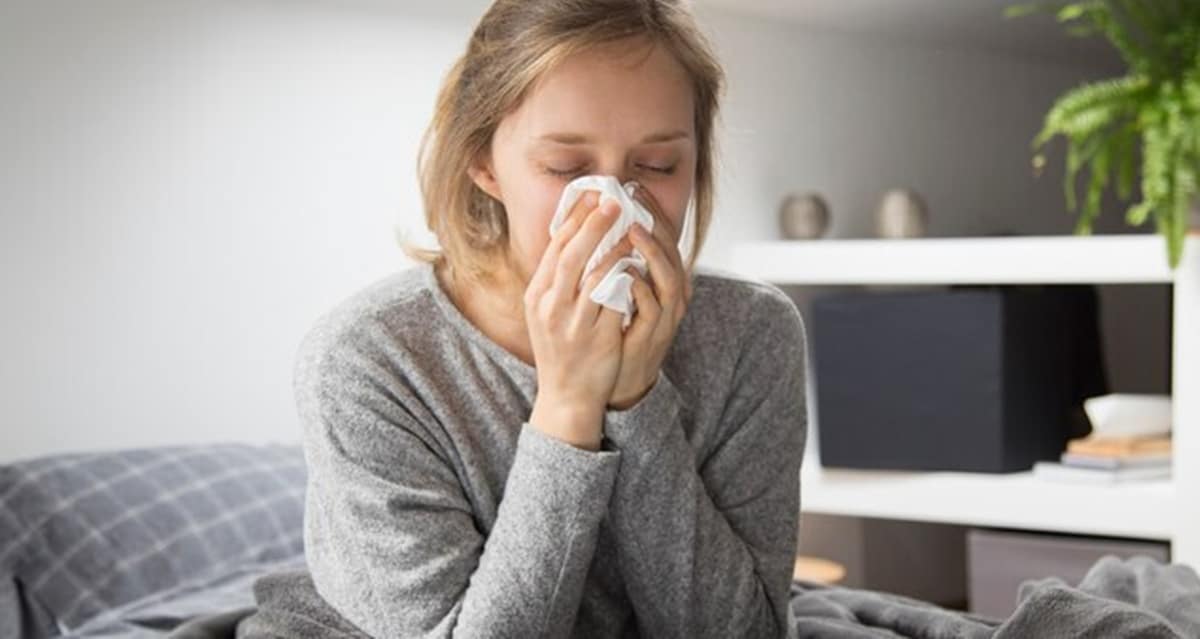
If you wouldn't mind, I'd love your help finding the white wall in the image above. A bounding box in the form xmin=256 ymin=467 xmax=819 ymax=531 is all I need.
xmin=699 ymin=4 xmax=1094 ymax=257
xmin=0 ymin=0 xmax=477 ymax=460
xmin=0 ymin=0 xmax=1156 ymax=461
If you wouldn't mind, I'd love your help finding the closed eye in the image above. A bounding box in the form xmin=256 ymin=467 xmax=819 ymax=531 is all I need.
xmin=543 ymin=164 xmax=677 ymax=179
xmin=544 ymin=166 xmax=586 ymax=179
xmin=638 ymin=164 xmax=677 ymax=175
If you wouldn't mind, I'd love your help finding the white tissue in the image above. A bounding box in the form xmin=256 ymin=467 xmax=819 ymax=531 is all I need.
xmin=548 ymin=175 xmax=692 ymax=329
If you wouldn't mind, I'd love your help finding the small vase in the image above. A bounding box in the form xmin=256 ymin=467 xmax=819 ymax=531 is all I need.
xmin=875 ymin=188 xmax=928 ymax=239
xmin=779 ymin=193 xmax=830 ymax=240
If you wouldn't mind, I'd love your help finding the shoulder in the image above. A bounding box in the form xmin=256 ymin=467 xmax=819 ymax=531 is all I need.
xmin=687 ymin=265 xmax=807 ymax=355
xmin=293 ymin=265 xmax=438 ymax=394
xmin=669 ymin=266 xmax=808 ymax=458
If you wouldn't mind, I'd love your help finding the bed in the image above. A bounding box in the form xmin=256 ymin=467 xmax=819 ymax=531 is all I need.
xmin=4 ymin=444 xmax=1199 ymax=638
xmin=0 ymin=444 xmax=306 ymax=638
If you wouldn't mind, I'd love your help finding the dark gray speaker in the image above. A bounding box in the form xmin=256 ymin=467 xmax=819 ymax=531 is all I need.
xmin=811 ymin=286 xmax=1107 ymax=473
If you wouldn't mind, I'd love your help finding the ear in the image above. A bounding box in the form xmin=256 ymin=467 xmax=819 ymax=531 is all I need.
xmin=467 ymin=152 xmax=504 ymax=203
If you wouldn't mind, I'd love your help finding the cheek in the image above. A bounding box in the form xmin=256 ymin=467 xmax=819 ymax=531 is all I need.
xmin=641 ymin=176 xmax=694 ymax=241
xmin=502 ymin=178 xmax=567 ymax=275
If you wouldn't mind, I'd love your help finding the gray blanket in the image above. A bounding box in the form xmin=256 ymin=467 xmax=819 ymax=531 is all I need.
xmin=164 ymin=554 xmax=1200 ymax=638
xmin=788 ymin=555 xmax=1200 ymax=638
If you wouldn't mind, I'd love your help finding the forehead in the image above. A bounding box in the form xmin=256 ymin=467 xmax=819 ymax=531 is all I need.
xmin=510 ymin=38 xmax=695 ymax=142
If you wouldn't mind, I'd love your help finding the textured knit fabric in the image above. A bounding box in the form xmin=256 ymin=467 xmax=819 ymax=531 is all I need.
xmin=785 ymin=554 xmax=1200 ymax=638
xmin=280 ymin=261 xmax=808 ymax=638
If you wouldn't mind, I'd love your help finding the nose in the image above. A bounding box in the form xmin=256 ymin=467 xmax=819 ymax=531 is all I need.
xmin=592 ymin=159 xmax=635 ymax=186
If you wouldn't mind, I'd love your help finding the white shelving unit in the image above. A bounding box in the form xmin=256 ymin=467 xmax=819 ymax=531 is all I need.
xmin=731 ymin=234 xmax=1200 ymax=569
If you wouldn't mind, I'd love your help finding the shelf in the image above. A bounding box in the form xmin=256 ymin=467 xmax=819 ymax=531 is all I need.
xmin=801 ymin=462 xmax=1176 ymax=541
xmin=730 ymin=235 xmax=1175 ymax=285
xmin=737 ymin=234 xmax=1198 ymax=564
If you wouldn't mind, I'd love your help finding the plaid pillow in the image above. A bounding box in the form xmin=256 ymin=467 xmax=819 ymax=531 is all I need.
xmin=0 ymin=444 xmax=305 ymax=634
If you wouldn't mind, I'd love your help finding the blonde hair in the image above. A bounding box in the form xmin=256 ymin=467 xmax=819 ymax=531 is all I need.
xmin=405 ymin=0 xmax=725 ymax=284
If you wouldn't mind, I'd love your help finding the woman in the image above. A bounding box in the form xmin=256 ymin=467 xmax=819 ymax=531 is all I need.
xmin=243 ymin=1 xmax=808 ymax=637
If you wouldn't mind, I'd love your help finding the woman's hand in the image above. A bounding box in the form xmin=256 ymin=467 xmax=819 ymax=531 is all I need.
xmin=607 ymin=185 xmax=693 ymax=411
xmin=526 ymin=190 xmax=635 ymax=450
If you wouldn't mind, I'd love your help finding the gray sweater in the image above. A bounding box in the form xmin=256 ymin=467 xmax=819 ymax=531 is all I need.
xmin=292 ymin=261 xmax=808 ymax=638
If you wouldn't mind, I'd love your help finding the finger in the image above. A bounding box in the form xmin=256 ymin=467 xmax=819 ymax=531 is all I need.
xmin=528 ymin=190 xmax=600 ymax=297
xmin=650 ymin=219 xmax=686 ymax=280
xmin=625 ymin=268 xmax=661 ymax=341
xmin=554 ymin=189 xmax=600 ymax=241
xmin=553 ymin=198 xmax=621 ymax=296
xmin=574 ymin=236 xmax=635 ymax=324
xmin=631 ymin=187 xmax=686 ymax=281
xmin=595 ymin=302 xmax=625 ymax=336
xmin=581 ymin=236 xmax=634 ymax=292
xmin=629 ymin=223 xmax=683 ymax=313
xmin=545 ymin=189 xmax=600 ymax=268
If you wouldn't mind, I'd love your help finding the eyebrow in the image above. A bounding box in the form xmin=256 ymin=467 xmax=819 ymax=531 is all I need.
xmin=537 ymin=130 xmax=691 ymax=145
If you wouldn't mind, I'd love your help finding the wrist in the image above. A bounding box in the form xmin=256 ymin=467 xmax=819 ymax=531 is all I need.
xmin=529 ymin=394 xmax=604 ymax=451
xmin=608 ymin=373 xmax=658 ymax=412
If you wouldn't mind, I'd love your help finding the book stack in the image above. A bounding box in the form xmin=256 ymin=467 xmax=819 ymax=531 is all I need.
xmin=1033 ymin=393 xmax=1173 ymax=484
xmin=1033 ymin=435 xmax=1172 ymax=484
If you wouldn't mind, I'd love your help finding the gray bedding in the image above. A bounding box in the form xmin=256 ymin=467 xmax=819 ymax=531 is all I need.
xmin=0 ymin=444 xmax=306 ymax=639
xmin=7 ymin=446 xmax=1198 ymax=637
xmin=148 ymin=553 xmax=1200 ymax=638
xmin=63 ymin=556 xmax=305 ymax=639
xmin=787 ymin=554 xmax=1200 ymax=638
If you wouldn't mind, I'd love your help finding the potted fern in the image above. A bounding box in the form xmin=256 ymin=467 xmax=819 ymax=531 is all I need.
xmin=1008 ymin=1 xmax=1200 ymax=269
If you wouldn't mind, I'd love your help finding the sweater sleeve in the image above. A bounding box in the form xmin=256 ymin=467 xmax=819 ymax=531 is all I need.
xmin=601 ymin=289 xmax=808 ymax=638
xmin=296 ymin=326 xmax=620 ymax=638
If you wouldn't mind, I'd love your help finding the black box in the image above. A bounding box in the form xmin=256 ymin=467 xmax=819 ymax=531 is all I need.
xmin=811 ymin=286 xmax=1106 ymax=473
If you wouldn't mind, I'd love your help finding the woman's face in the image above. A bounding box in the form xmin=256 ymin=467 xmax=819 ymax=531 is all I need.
xmin=470 ymin=38 xmax=697 ymax=285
